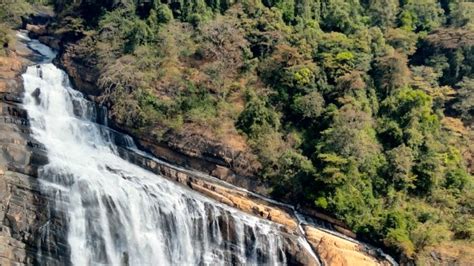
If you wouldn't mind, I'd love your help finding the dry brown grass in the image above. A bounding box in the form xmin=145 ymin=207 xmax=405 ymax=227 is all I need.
xmin=417 ymin=242 xmax=474 ymax=266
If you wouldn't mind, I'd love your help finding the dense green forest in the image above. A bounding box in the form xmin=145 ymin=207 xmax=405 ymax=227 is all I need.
xmin=2 ymin=0 xmax=473 ymax=263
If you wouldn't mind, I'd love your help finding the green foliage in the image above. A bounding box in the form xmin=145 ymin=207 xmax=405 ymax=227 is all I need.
xmin=271 ymin=150 xmax=315 ymax=200
xmin=178 ymin=85 xmax=218 ymax=123
xmin=386 ymin=145 xmax=416 ymax=191
xmin=320 ymin=0 xmax=364 ymax=33
xmin=412 ymin=149 xmax=440 ymax=195
xmin=385 ymin=225 xmax=415 ymax=257
xmin=452 ymin=215 xmax=474 ymax=240
xmin=315 ymin=31 xmax=373 ymax=84
xmin=449 ymin=1 xmax=474 ymax=27
xmin=385 ymin=28 xmax=418 ymax=56
xmin=0 ymin=25 xmax=11 ymax=54
xmin=236 ymin=91 xmax=280 ymax=138
xmin=452 ymin=78 xmax=474 ymax=124
xmin=124 ymin=19 xmax=153 ymax=53
xmin=373 ymin=51 xmax=410 ymax=97
xmin=292 ymin=91 xmax=325 ymax=119
xmin=180 ymin=0 xmax=213 ymax=24
xmin=367 ymin=0 xmax=399 ymax=29
xmin=0 ymin=0 xmax=42 ymax=25
xmin=379 ymin=87 xmax=438 ymax=148
xmin=156 ymin=4 xmax=173 ymax=24
xmin=314 ymin=196 xmax=328 ymax=209
xmin=400 ymin=0 xmax=445 ymax=32
xmin=316 ymin=153 xmax=350 ymax=186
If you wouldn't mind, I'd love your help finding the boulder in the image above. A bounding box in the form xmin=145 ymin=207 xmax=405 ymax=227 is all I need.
xmin=304 ymin=226 xmax=386 ymax=266
xmin=25 ymin=24 xmax=47 ymax=37
xmin=38 ymin=36 xmax=60 ymax=50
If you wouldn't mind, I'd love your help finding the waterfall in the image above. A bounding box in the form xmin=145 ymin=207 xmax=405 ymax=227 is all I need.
xmin=20 ymin=37 xmax=301 ymax=265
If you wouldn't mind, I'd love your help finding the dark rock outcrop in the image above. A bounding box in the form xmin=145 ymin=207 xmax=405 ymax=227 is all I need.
xmin=56 ymin=43 xmax=100 ymax=97
xmin=117 ymin=124 xmax=271 ymax=195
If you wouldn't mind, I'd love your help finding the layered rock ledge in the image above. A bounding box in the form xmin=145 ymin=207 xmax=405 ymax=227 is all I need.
xmin=117 ymin=146 xmax=392 ymax=266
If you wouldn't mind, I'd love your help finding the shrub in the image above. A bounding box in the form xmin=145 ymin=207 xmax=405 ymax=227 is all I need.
xmin=0 ymin=25 xmax=11 ymax=54
xmin=236 ymin=91 xmax=280 ymax=138
xmin=156 ymin=4 xmax=173 ymax=24
xmin=292 ymin=91 xmax=325 ymax=119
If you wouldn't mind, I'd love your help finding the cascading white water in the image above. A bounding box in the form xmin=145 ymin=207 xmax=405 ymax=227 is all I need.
xmin=21 ymin=37 xmax=297 ymax=265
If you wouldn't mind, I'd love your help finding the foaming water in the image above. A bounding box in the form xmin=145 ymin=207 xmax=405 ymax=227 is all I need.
xmin=22 ymin=42 xmax=299 ymax=264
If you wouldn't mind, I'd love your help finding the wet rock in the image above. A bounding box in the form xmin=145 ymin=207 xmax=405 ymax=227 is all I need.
xmin=31 ymin=88 xmax=41 ymax=105
xmin=114 ymin=146 xmax=392 ymax=265
xmin=22 ymin=13 xmax=53 ymax=28
xmin=26 ymin=24 xmax=47 ymax=37
xmin=57 ymin=44 xmax=100 ymax=96
xmin=133 ymin=134 xmax=270 ymax=195
xmin=36 ymin=65 xmax=43 ymax=79
xmin=38 ymin=36 xmax=60 ymax=50
xmin=2 ymin=93 xmax=23 ymax=103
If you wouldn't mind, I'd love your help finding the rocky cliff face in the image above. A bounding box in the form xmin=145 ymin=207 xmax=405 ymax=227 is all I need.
xmin=0 ymin=34 xmax=68 ymax=265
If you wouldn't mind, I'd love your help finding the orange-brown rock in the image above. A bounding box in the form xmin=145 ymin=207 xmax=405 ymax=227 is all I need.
xmin=305 ymin=226 xmax=386 ymax=266
xmin=25 ymin=24 xmax=47 ymax=36
xmin=0 ymin=35 xmax=34 ymax=95
xmin=0 ymin=52 xmax=23 ymax=83
xmin=155 ymin=160 xmax=300 ymax=232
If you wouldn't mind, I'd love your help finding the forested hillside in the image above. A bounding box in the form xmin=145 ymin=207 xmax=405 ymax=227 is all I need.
xmin=2 ymin=0 xmax=473 ymax=263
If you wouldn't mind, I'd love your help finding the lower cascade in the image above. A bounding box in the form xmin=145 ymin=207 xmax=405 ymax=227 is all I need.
xmin=21 ymin=36 xmax=312 ymax=265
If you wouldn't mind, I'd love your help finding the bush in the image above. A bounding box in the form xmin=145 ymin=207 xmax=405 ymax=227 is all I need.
xmin=156 ymin=4 xmax=173 ymax=24
xmin=0 ymin=25 xmax=11 ymax=54
xmin=385 ymin=227 xmax=415 ymax=257
xmin=270 ymin=150 xmax=315 ymax=201
xmin=452 ymin=215 xmax=474 ymax=240
xmin=0 ymin=0 xmax=31 ymax=25
xmin=236 ymin=91 xmax=280 ymax=138
xmin=411 ymin=223 xmax=450 ymax=251
xmin=292 ymin=91 xmax=325 ymax=119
